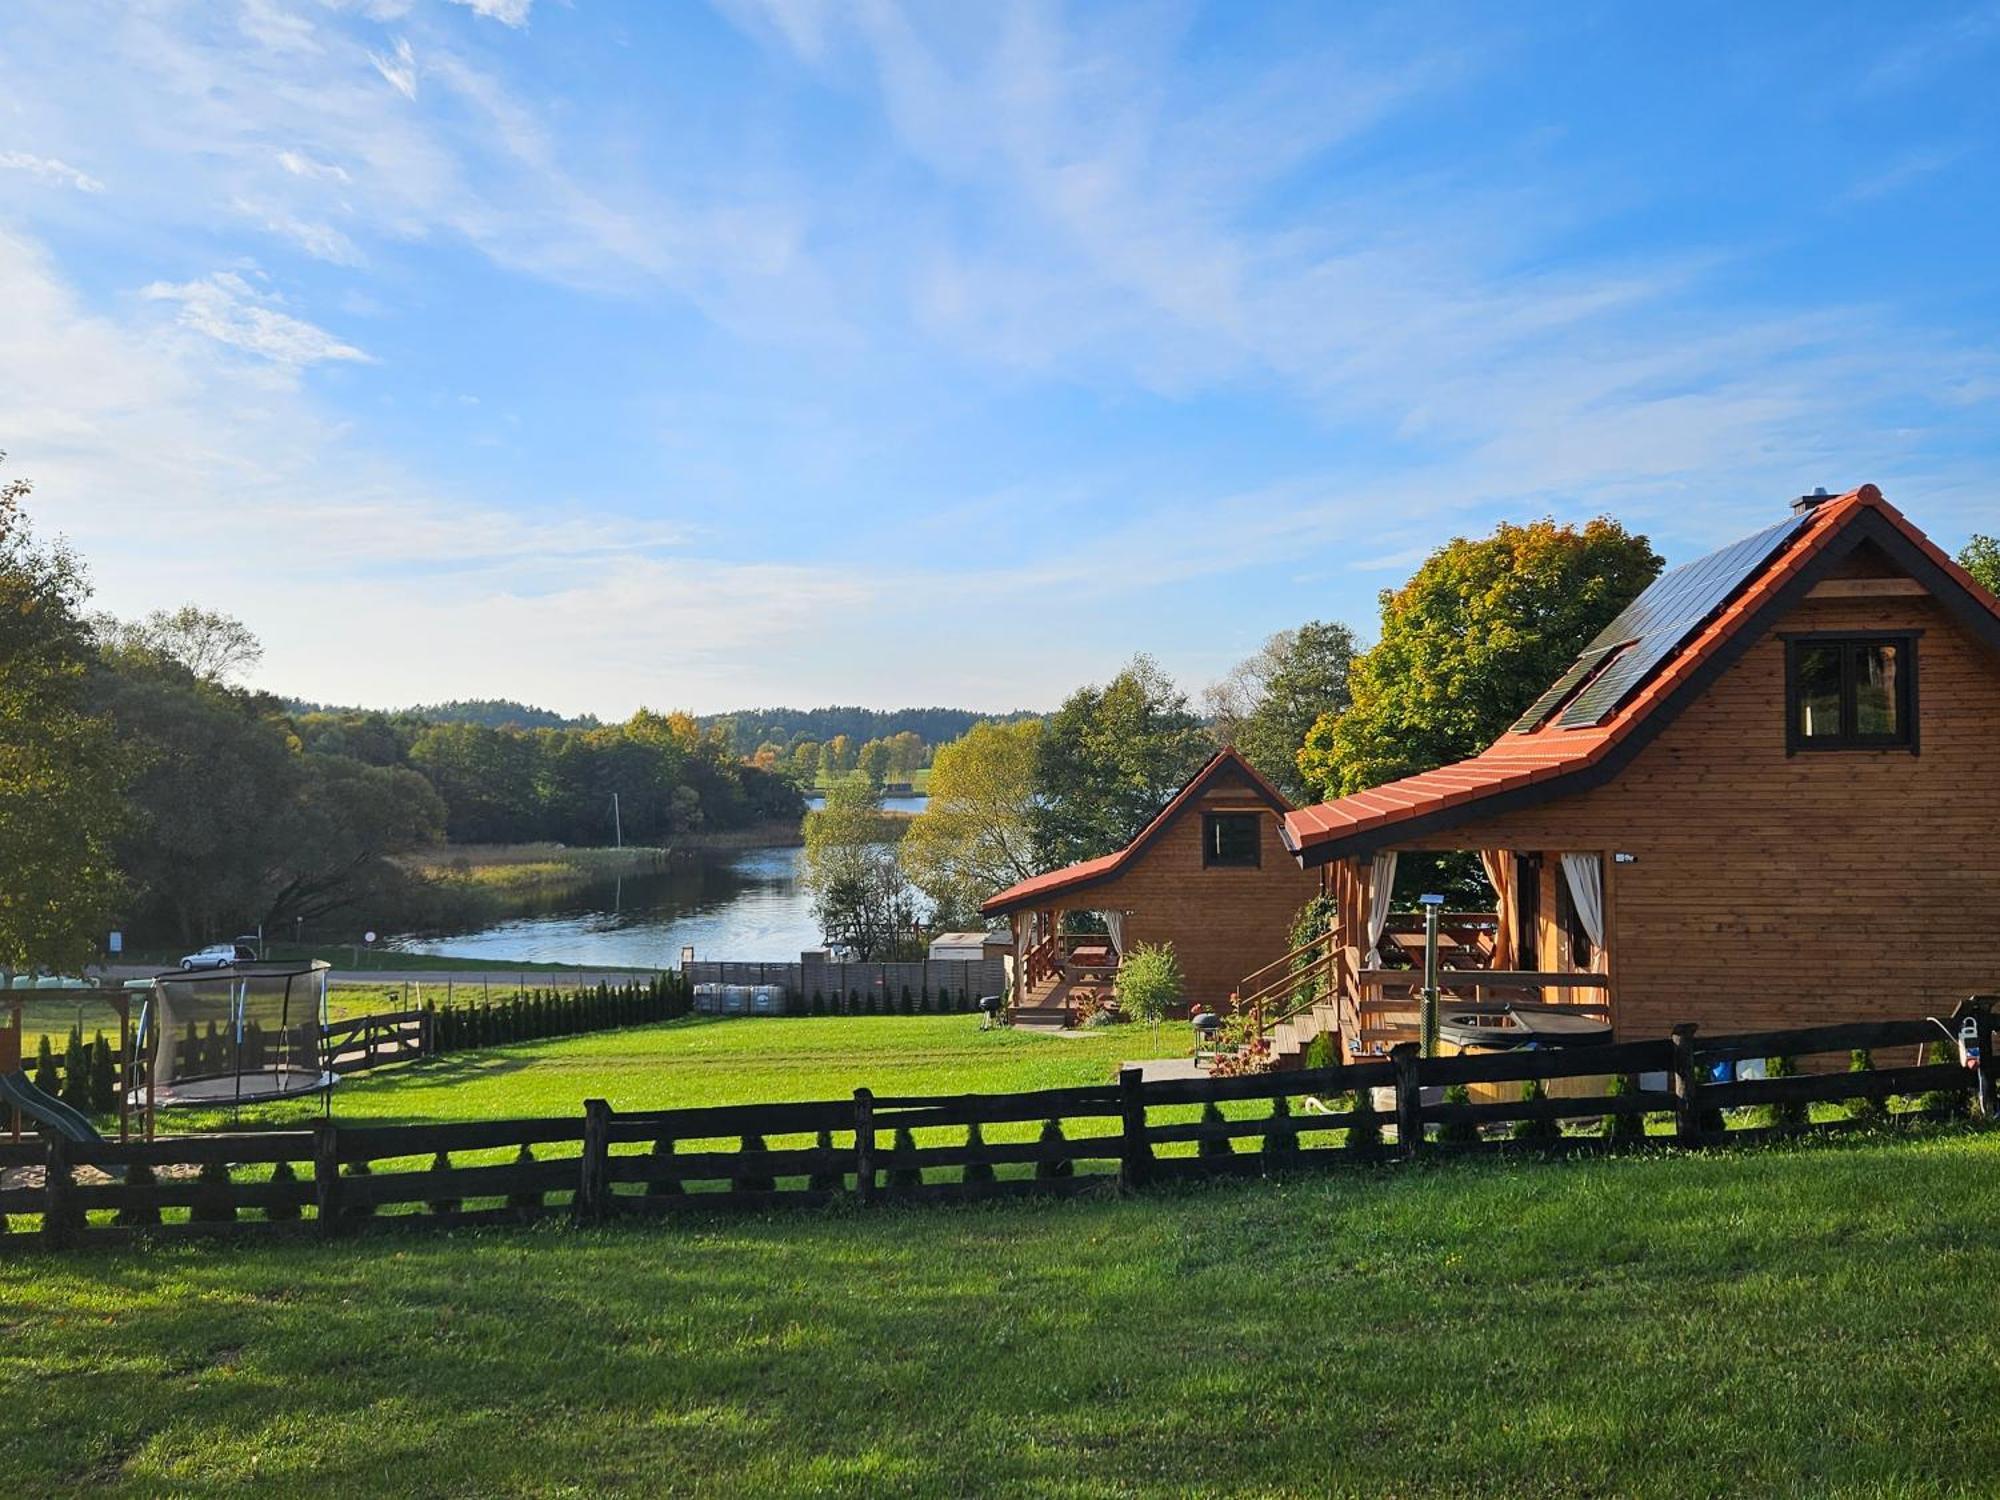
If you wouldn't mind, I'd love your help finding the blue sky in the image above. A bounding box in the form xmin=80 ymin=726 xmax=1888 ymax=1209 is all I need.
xmin=1 ymin=1 xmax=1995 ymax=717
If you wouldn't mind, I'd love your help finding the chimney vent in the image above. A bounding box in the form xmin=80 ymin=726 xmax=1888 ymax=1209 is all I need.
xmin=1791 ymin=485 xmax=1836 ymax=514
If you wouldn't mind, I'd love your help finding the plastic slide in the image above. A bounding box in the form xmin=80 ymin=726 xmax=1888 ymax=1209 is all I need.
xmin=0 ymin=1068 xmax=107 ymax=1144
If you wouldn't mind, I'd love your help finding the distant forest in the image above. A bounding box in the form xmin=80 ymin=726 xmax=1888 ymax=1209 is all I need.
xmin=700 ymin=705 xmax=1038 ymax=757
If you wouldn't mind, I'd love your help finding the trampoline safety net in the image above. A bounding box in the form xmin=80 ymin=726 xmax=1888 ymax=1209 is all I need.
xmin=139 ymin=961 xmax=335 ymax=1109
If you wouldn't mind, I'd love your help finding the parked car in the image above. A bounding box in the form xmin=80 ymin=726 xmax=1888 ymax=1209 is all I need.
xmin=178 ymin=942 xmax=257 ymax=971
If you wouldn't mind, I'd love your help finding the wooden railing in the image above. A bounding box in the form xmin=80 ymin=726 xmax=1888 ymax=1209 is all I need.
xmin=1346 ymin=969 xmax=1612 ymax=1055
xmin=5 ymin=1002 xmax=1994 ymax=1249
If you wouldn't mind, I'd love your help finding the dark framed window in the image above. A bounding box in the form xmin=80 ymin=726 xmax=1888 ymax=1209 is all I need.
xmin=1202 ymin=812 xmax=1262 ymax=868
xmin=1783 ymin=633 xmax=1919 ymax=754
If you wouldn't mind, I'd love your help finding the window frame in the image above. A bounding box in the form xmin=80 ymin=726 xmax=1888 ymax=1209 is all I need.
xmin=1201 ymin=811 xmax=1263 ymax=869
xmin=1781 ymin=630 xmax=1921 ymax=756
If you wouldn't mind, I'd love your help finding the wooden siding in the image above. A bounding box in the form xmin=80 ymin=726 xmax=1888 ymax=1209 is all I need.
xmin=1079 ymin=762 xmax=1320 ymax=1009
xmin=1390 ymin=588 xmax=2000 ymax=1039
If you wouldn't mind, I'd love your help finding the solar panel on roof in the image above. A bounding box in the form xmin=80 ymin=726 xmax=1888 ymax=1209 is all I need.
xmin=1551 ymin=511 xmax=1811 ymax=729
xmin=1509 ymin=643 xmax=1622 ymax=733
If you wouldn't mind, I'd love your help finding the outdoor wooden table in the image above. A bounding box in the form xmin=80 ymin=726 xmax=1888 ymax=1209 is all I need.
xmin=1070 ymin=943 xmax=1115 ymax=969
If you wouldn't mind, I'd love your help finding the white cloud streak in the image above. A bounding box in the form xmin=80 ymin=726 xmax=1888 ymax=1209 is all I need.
xmin=0 ymin=149 xmax=103 ymax=192
xmin=140 ymin=271 xmax=373 ymax=366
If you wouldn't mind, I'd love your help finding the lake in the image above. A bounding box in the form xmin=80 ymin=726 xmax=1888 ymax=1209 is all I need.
xmin=394 ymin=794 xmax=928 ymax=968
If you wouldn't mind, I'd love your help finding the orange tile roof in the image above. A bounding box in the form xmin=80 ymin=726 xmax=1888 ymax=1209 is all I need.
xmin=1282 ymin=486 xmax=2000 ymax=863
xmin=981 ymin=746 xmax=1291 ymax=917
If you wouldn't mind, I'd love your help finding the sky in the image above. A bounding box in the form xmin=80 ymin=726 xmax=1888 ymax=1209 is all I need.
xmin=1 ymin=1 xmax=1996 ymax=718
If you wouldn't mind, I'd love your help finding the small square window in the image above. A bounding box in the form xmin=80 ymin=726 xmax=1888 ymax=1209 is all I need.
xmin=1203 ymin=812 xmax=1262 ymax=868
xmin=1786 ymin=635 xmax=1916 ymax=753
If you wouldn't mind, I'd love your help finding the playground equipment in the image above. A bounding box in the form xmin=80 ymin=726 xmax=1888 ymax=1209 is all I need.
xmin=133 ymin=960 xmax=336 ymax=1115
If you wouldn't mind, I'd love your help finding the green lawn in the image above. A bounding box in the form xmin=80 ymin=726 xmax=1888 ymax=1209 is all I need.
xmin=279 ymin=1014 xmax=1189 ymax=1125
xmin=6 ymin=1128 xmax=1998 ymax=1496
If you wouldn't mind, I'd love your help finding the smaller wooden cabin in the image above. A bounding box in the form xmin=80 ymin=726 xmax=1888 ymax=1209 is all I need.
xmin=1279 ymin=485 xmax=2000 ymax=1058
xmin=982 ymin=748 xmax=1319 ymax=1022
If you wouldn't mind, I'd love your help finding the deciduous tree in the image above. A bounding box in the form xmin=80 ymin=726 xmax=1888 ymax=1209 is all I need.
xmin=803 ymin=778 xmax=918 ymax=960
xmin=1298 ymin=518 xmax=1661 ymax=797
xmin=0 ymin=458 xmax=123 ymax=975
xmin=1029 ymin=655 xmax=1209 ymax=867
xmin=901 ymin=719 xmax=1042 ymax=924
xmin=1960 ymin=535 xmax=1999 ymax=595
xmin=1205 ymin=620 xmax=1360 ymax=803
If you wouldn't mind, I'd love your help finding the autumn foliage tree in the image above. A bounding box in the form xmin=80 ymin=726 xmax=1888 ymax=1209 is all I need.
xmin=1960 ymin=535 xmax=1999 ymax=596
xmin=1298 ymin=518 xmax=1661 ymax=797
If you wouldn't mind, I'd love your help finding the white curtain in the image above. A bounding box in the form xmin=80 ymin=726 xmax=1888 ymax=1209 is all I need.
xmin=1560 ymin=853 xmax=1605 ymax=962
xmin=1365 ymin=850 xmax=1398 ymax=966
xmin=1101 ymin=909 xmax=1127 ymax=957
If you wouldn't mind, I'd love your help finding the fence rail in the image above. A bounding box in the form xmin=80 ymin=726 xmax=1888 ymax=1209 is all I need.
xmin=6 ymin=1003 xmax=1993 ymax=1251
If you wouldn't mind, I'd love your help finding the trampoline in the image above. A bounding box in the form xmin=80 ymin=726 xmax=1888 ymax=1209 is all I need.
xmin=131 ymin=960 xmax=336 ymax=1114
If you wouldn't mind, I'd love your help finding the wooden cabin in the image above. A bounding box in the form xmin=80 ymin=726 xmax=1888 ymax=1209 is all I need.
xmin=1280 ymin=485 xmax=2000 ymax=1059
xmin=982 ymin=748 xmax=1318 ymax=1025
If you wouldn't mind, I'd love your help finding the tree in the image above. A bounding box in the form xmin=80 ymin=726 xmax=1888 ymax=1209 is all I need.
xmin=901 ymin=719 xmax=1043 ymax=925
xmin=803 ymin=778 xmax=918 ymax=960
xmin=1298 ymin=518 xmax=1662 ymax=797
xmin=1028 ymin=655 xmax=1210 ymax=867
xmin=822 ymin=734 xmax=854 ymax=777
xmin=790 ymin=740 xmax=822 ymax=784
xmin=96 ymin=604 xmax=263 ymax=684
xmin=0 ymin=456 xmax=124 ymax=976
xmin=1205 ymin=620 xmax=1360 ymax=803
xmin=855 ymin=738 xmax=893 ymax=788
xmin=1960 ymin=535 xmax=2000 ymax=595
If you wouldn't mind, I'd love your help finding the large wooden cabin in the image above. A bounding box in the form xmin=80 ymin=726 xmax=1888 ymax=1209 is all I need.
xmin=1279 ymin=485 xmax=2000 ymax=1060
xmin=982 ymin=748 xmax=1318 ymax=1025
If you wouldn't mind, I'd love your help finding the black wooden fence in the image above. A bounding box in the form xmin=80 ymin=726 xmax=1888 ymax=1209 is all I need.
xmin=4 ymin=1004 xmax=1993 ymax=1250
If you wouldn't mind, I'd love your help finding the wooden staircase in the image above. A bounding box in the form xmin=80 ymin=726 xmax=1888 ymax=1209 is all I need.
xmin=1227 ymin=926 xmax=1343 ymax=1070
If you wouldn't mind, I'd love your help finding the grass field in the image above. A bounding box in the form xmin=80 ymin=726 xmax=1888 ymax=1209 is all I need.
xmin=225 ymin=1014 xmax=1189 ymax=1127
xmin=6 ymin=1127 xmax=1998 ymax=1496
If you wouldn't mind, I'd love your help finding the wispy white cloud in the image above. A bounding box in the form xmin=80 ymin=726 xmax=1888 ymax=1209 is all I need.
xmin=368 ymin=36 xmax=419 ymax=99
xmin=139 ymin=271 xmax=373 ymax=366
xmin=447 ymin=0 xmax=535 ymax=27
xmin=0 ymin=149 xmax=102 ymax=192
xmin=277 ymin=149 xmax=351 ymax=184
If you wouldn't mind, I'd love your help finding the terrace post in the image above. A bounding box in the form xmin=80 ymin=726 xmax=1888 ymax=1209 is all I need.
xmin=1670 ymin=1024 xmax=1703 ymax=1144
xmin=1389 ymin=1042 xmax=1424 ymax=1156
xmin=42 ymin=1134 xmax=76 ymax=1250
xmin=852 ymin=1088 xmax=876 ymax=1205
xmin=1118 ymin=1067 xmax=1152 ymax=1192
xmin=313 ymin=1120 xmax=345 ymax=1235
xmin=578 ymin=1098 xmax=612 ymax=1224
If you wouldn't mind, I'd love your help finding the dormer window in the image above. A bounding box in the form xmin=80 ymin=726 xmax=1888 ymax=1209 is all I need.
xmin=1784 ymin=634 xmax=1918 ymax=753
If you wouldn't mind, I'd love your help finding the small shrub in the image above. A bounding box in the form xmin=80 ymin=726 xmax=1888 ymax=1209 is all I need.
xmin=33 ymin=1034 xmax=59 ymax=1097
xmin=88 ymin=1032 xmax=117 ymax=1116
xmin=1918 ymin=1039 xmax=1968 ymax=1118
xmin=1847 ymin=1048 xmax=1886 ymax=1123
xmin=1511 ymin=1078 xmax=1561 ymax=1145
xmin=344 ymin=1159 xmax=377 ymax=1218
xmin=736 ymin=1134 xmax=775 ymax=1193
xmin=60 ymin=1028 xmax=90 ymax=1112
xmin=506 ymin=1145 xmax=542 ymax=1211
xmin=116 ymin=1160 xmax=162 ymax=1228
xmin=1766 ymin=1055 xmax=1809 ymax=1130
xmin=191 ymin=1158 xmax=237 ymax=1223
xmin=1606 ymin=1073 xmax=1645 ymax=1142
xmin=807 ymin=1130 xmax=842 ymax=1192
xmin=1302 ymin=1033 xmax=1335 ymax=1072
xmin=1035 ymin=1118 xmax=1073 ymax=1179
xmin=811 ymin=990 xmax=825 ymax=1016
xmin=426 ymin=1152 xmax=460 ymax=1217
xmin=1263 ymin=1095 xmax=1301 ymax=1168
xmin=266 ymin=1160 xmax=303 ymax=1222
xmin=888 ymin=1127 xmax=923 ymax=1192
xmin=1119 ymin=942 xmax=1185 ymax=1027
xmin=961 ymin=1122 xmax=995 ymax=1184
xmin=900 ymin=985 xmax=914 ymax=1015
xmin=1436 ymin=1083 xmax=1478 ymax=1145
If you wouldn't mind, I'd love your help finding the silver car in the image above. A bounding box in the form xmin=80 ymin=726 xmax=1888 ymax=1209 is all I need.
xmin=179 ymin=942 xmax=257 ymax=971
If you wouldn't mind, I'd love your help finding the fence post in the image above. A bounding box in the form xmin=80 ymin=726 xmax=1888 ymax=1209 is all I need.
xmin=579 ymin=1098 xmax=611 ymax=1224
xmin=420 ymin=1003 xmax=436 ymax=1057
xmin=1390 ymin=1042 xmax=1424 ymax=1156
xmin=313 ymin=1120 xmax=344 ymax=1234
xmin=42 ymin=1134 xmax=76 ymax=1249
xmin=852 ymin=1088 xmax=876 ymax=1205
xmin=1670 ymin=1024 xmax=1703 ymax=1144
xmin=1977 ymin=997 xmax=2000 ymax=1122
xmin=1118 ymin=1067 xmax=1151 ymax=1192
